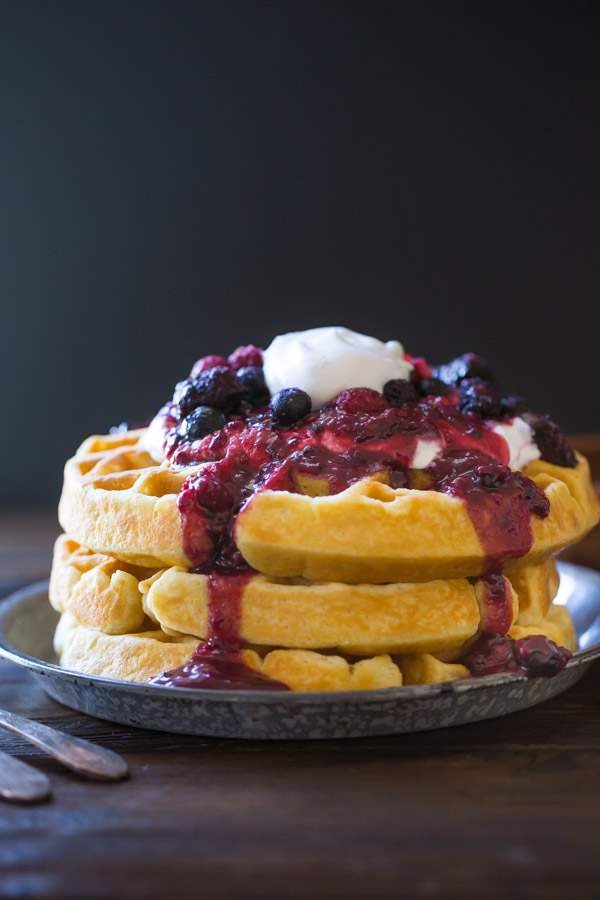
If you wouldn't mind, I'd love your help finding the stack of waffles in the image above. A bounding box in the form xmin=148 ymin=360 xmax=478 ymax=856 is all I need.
xmin=51 ymin=426 xmax=599 ymax=691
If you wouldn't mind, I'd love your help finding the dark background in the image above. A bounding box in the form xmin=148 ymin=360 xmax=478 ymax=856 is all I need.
xmin=1 ymin=0 xmax=599 ymax=506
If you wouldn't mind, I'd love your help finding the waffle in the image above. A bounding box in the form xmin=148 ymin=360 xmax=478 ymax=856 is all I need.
xmin=54 ymin=538 xmax=570 ymax=657
xmin=54 ymin=598 xmax=575 ymax=691
xmin=59 ymin=431 xmax=599 ymax=580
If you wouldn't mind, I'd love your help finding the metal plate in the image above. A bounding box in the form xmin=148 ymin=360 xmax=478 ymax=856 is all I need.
xmin=0 ymin=562 xmax=599 ymax=740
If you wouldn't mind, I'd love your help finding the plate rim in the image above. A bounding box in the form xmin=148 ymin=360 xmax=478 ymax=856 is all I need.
xmin=1 ymin=563 xmax=599 ymax=706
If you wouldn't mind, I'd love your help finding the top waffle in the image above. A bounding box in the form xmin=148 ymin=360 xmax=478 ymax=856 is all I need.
xmin=59 ymin=430 xmax=599 ymax=580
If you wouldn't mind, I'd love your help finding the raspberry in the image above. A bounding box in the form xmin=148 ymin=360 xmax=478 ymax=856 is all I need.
xmin=228 ymin=344 xmax=263 ymax=370
xmin=332 ymin=388 xmax=388 ymax=415
xmin=190 ymin=356 xmax=230 ymax=377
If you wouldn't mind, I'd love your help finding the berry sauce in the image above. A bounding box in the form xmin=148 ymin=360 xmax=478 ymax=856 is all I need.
xmin=463 ymin=633 xmax=572 ymax=678
xmin=152 ymin=572 xmax=289 ymax=690
xmin=478 ymin=573 xmax=514 ymax=635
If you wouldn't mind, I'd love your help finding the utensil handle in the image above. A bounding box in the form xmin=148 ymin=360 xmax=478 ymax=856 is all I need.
xmin=0 ymin=749 xmax=51 ymax=802
xmin=0 ymin=708 xmax=129 ymax=781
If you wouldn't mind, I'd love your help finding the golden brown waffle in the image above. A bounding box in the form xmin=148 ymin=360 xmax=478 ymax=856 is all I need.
xmin=236 ymin=455 xmax=599 ymax=582
xmin=49 ymin=535 xmax=158 ymax=634
xmin=55 ymin=538 xmax=578 ymax=658
xmin=59 ymin=431 xmax=599 ymax=579
xmin=53 ymin=600 xmax=575 ymax=691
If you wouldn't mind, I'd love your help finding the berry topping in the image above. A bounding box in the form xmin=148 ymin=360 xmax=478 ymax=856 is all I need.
xmin=512 ymin=635 xmax=572 ymax=677
xmin=418 ymin=377 xmax=454 ymax=398
xmin=237 ymin=366 xmax=269 ymax=404
xmin=463 ymin=634 xmax=521 ymax=677
xmin=522 ymin=412 xmax=576 ymax=468
xmin=434 ymin=352 xmax=497 ymax=388
xmin=383 ymin=378 xmax=419 ymax=407
xmin=191 ymin=366 xmax=244 ymax=413
xmin=178 ymin=406 xmax=227 ymax=441
xmin=270 ymin=388 xmax=312 ymax=426
xmin=332 ymin=388 xmax=389 ymax=415
xmin=457 ymin=378 xmax=503 ymax=418
xmin=406 ymin=355 xmax=433 ymax=380
xmin=228 ymin=344 xmax=263 ymax=370
xmin=190 ymin=355 xmax=230 ymax=377
xmin=501 ymin=394 xmax=530 ymax=417
xmin=173 ymin=379 xmax=205 ymax=418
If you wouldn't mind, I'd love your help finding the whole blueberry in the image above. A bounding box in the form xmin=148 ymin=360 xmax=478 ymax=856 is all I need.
xmin=457 ymin=378 xmax=503 ymax=418
xmin=191 ymin=366 xmax=244 ymax=412
xmin=237 ymin=366 xmax=269 ymax=404
xmin=418 ymin=377 xmax=454 ymax=398
xmin=383 ymin=378 xmax=419 ymax=407
xmin=433 ymin=353 xmax=498 ymax=389
xmin=270 ymin=388 xmax=312 ymax=426
xmin=178 ymin=406 xmax=227 ymax=441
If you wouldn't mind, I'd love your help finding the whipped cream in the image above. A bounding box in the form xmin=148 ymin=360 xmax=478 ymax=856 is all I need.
xmin=263 ymin=326 xmax=413 ymax=409
xmin=492 ymin=417 xmax=541 ymax=469
xmin=139 ymin=405 xmax=170 ymax=462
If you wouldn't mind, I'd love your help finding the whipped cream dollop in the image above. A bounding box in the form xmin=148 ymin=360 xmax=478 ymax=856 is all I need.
xmin=263 ymin=326 xmax=413 ymax=409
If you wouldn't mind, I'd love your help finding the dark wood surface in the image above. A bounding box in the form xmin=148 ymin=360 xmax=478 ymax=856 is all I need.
xmin=1 ymin=448 xmax=600 ymax=900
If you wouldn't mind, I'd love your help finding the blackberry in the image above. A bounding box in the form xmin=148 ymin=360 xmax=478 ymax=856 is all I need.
xmin=270 ymin=388 xmax=312 ymax=426
xmin=433 ymin=352 xmax=497 ymax=388
xmin=457 ymin=378 xmax=503 ymax=418
xmin=237 ymin=366 xmax=269 ymax=404
xmin=383 ymin=378 xmax=419 ymax=407
xmin=173 ymin=379 xmax=204 ymax=417
xmin=178 ymin=406 xmax=227 ymax=441
xmin=191 ymin=366 xmax=244 ymax=412
xmin=418 ymin=377 xmax=454 ymax=398
xmin=522 ymin=412 xmax=576 ymax=467
xmin=501 ymin=394 xmax=530 ymax=417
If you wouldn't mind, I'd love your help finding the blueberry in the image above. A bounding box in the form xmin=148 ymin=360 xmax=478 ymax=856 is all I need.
xmin=178 ymin=406 xmax=227 ymax=441
xmin=418 ymin=377 xmax=454 ymax=398
xmin=501 ymin=394 xmax=530 ymax=417
xmin=383 ymin=378 xmax=419 ymax=407
xmin=236 ymin=366 xmax=269 ymax=404
xmin=433 ymin=353 xmax=497 ymax=388
xmin=270 ymin=388 xmax=312 ymax=426
xmin=457 ymin=378 xmax=503 ymax=418
xmin=522 ymin=412 xmax=576 ymax=467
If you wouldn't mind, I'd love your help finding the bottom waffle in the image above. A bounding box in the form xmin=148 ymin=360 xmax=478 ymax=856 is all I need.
xmin=54 ymin=601 xmax=576 ymax=692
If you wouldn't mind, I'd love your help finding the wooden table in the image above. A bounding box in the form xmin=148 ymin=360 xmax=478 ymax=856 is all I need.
xmin=1 ymin=503 xmax=599 ymax=899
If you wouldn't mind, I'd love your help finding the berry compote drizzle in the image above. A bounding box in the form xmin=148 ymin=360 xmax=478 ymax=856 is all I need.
xmin=151 ymin=347 xmax=573 ymax=688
